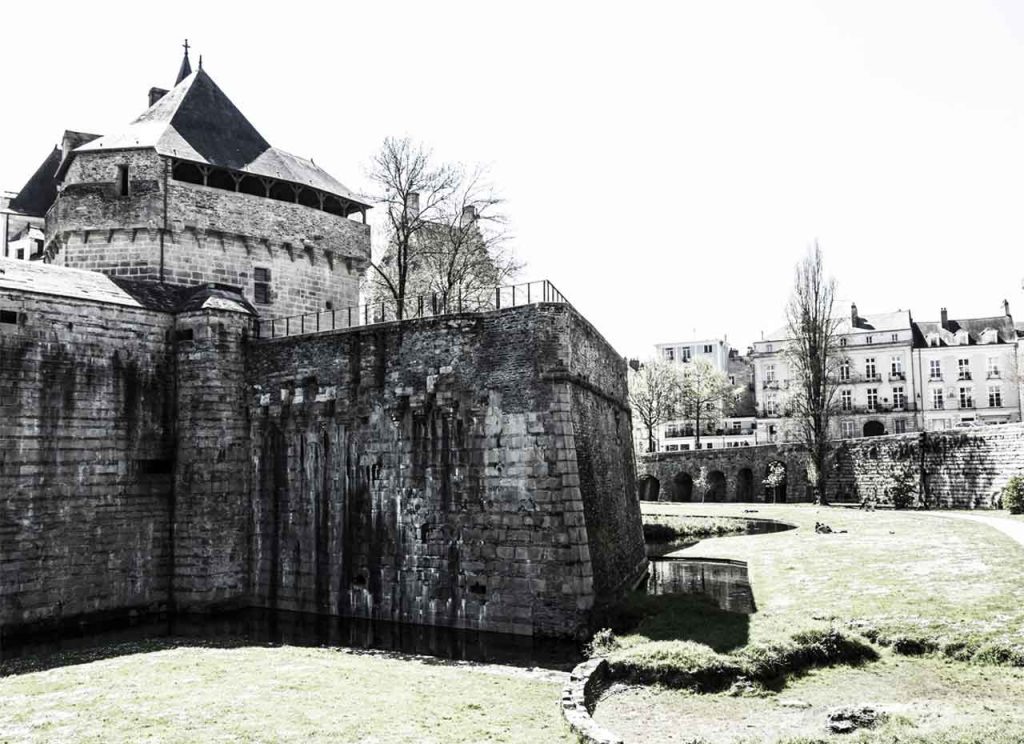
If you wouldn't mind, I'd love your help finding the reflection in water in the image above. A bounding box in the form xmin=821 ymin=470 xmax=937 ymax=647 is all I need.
xmin=640 ymin=517 xmax=795 ymax=614
xmin=0 ymin=609 xmax=581 ymax=671
xmin=646 ymin=558 xmax=756 ymax=614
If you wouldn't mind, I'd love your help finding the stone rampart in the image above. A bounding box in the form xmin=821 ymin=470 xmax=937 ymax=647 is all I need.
xmin=0 ymin=287 xmax=174 ymax=632
xmin=638 ymin=423 xmax=1024 ymax=508
xmin=246 ymin=303 xmax=645 ymax=637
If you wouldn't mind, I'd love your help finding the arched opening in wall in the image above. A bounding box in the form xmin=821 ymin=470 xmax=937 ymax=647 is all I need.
xmin=638 ymin=475 xmax=661 ymax=502
xmin=238 ymin=175 xmax=265 ymax=197
xmin=673 ymin=472 xmax=693 ymax=502
xmin=206 ymin=168 xmax=236 ymax=192
xmin=269 ymin=181 xmax=295 ymax=203
xmin=737 ymin=468 xmax=754 ymax=502
xmin=323 ymin=195 xmax=346 ymax=216
xmin=172 ymin=160 xmax=204 ymax=185
xmin=863 ymin=420 xmax=885 ymax=437
xmin=706 ymin=470 xmax=727 ymax=502
xmin=297 ymin=187 xmax=320 ymax=209
xmin=764 ymin=461 xmax=788 ymax=503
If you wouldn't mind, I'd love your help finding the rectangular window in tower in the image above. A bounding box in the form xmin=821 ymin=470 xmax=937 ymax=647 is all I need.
xmin=254 ymin=267 xmax=272 ymax=305
xmin=117 ymin=164 xmax=130 ymax=196
xmin=765 ymin=363 xmax=776 ymax=382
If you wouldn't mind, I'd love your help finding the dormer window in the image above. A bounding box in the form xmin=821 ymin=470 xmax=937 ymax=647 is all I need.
xmin=954 ymin=329 xmax=969 ymax=346
xmin=980 ymin=328 xmax=999 ymax=345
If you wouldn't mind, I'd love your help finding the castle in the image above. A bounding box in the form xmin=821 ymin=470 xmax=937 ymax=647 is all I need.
xmin=0 ymin=51 xmax=645 ymax=640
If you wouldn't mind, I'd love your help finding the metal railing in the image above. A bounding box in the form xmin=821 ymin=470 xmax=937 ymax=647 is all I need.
xmin=254 ymin=280 xmax=570 ymax=339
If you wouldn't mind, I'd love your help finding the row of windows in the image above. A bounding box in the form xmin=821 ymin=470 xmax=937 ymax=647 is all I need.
xmin=663 ymin=343 xmax=716 ymax=362
xmin=766 ymin=356 xmax=1003 ymax=383
xmin=665 ymin=440 xmax=753 ymax=452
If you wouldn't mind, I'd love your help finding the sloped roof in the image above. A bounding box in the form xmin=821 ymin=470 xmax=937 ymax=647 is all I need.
xmin=0 ymin=258 xmax=253 ymax=315
xmin=76 ymin=69 xmax=367 ymax=206
xmin=8 ymin=147 xmax=61 ymax=217
xmin=761 ymin=310 xmax=912 ymax=343
xmin=914 ymin=315 xmax=1015 ymax=346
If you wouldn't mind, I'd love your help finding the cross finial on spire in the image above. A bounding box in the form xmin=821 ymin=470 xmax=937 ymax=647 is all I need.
xmin=176 ymin=39 xmax=193 ymax=85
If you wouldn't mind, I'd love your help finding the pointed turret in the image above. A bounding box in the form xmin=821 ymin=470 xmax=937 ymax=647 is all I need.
xmin=176 ymin=39 xmax=193 ymax=85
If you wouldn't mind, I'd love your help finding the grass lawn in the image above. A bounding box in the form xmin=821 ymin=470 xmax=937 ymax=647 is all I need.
xmin=0 ymin=643 xmax=573 ymax=743
xmin=641 ymin=503 xmax=1024 ymax=652
xmin=590 ymin=503 xmax=1024 ymax=743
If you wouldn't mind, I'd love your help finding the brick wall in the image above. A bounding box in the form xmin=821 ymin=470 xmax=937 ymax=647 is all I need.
xmin=0 ymin=289 xmax=174 ymax=634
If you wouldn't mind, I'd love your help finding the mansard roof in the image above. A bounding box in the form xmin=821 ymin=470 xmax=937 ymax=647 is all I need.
xmin=75 ymin=68 xmax=367 ymax=206
xmin=913 ymin=315 xmax=1016 ymax=346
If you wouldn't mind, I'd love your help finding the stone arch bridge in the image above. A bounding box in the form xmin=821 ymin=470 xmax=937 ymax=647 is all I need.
xmin=637 ymin=445 xmax=810 ymax=503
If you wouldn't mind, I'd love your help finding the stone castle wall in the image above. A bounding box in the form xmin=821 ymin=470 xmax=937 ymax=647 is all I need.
xmin=1 ymin=281 xmax=642 ymax=640
xmin=639 ymin=424 xmax=1024 ymax=508
xmin=245 ymin=304 xmax=645 ymax=637
xmin=47 ymin=149 xmax=369 ymax=317
xmin=0 ymin=287 xmax=175 ymax=632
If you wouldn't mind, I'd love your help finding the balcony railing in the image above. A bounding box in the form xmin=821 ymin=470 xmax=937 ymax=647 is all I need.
xmin=888 ymin=371 xmax=906 ymax=381
xmin=254 ymin=280 xmax=570 ymax=340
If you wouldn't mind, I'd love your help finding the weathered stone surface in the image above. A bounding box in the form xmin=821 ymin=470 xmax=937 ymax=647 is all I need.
xmin=639 ymin=423 xmax=1024 ymax=508
xmin=0 ymin=288 xmax=643 ymax=639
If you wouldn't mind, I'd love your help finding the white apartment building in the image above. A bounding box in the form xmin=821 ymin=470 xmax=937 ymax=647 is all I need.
xmin=750 ymin=302 xmax=1022 ymax=442
xmin=648 ymin=338 xmax=758 ymax=451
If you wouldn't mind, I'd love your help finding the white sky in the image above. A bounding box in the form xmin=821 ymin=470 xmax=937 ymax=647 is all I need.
xmin=3 ymin=1 xmax=1024 ymax=359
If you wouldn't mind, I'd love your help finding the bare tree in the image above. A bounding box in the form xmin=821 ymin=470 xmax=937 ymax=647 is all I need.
xmin=678 ymin=358 xmax=731 ymax=450
xmin=366 ymin=137 xmax=458 ymax=319
xmin=628 ymin=359 xmax=683 ymax=454
xmin=366 ymin=139 xmax=520 ymax=317
xmin=413 ymin=165 xmax=520 ymax=309
xmin=784 ymin=243 xmax=841 ymax=504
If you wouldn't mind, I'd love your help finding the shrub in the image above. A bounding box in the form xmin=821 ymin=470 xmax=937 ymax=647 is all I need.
xmin=1002 ymin=475 xmax=1024 ymax=515
xmin=740 ymin=629 xmax=877 ymax=682
xmin=608 ymin=640 xmax=743 ymax=692
xmin=586 ymin=628 xmax=620 ymax=658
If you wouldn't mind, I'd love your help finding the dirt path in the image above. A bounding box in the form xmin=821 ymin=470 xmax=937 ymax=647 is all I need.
xmin=931 ymin=512 xmax=1024 ymax=550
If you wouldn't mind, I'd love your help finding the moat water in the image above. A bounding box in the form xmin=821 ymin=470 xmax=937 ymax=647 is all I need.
xmin=1 ymin=518 xmax=795 ymax=670
xmin=0 ymin=609 xmax=583 ymax=671
xmin=643 ymin=516 xmax=796 ymax=614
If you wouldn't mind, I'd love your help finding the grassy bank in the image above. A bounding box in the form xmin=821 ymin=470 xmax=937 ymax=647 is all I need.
xmin=593 ymin=503 xmax=1024 ymax=742
xmin=642 ymin=514 xmax=751 ymax=543
xmin=0 ymin=643 xmax=572 ymax=743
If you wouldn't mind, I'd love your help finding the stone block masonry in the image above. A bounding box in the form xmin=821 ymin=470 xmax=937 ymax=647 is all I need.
xmin=247 ymin=303 xmax=646 ymax=637
xmin=0 ymin=265 xmax=644 ymax=640
xmin=639 ymin=423 xmax=1024 ymax=508
xmin=0 ymin=287 xmax=175 ymax=632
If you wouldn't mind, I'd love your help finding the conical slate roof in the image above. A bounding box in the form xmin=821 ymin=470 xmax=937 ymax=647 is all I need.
xmin=76 ymin=69 xmax=367 ymax=205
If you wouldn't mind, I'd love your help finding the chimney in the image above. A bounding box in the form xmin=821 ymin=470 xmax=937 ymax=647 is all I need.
xmin=1003 ymin=299 xmax=1011 ymax=317
xmin=850 ymin=302 xmax=858 ymax=326
xmin=405 ymin=192 xmax=420 ymax=220
xmin=461 ymin=205 xmax=477 ymax=225
xmin=940 ymin=307 xmax=949 ymax=329
xmin=149 ymin=87 xmax=169 ymax=107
